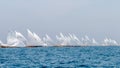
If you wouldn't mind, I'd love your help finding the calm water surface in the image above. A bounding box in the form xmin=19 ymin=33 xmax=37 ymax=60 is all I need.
xmin=0 ymin=46 xmax=120 ymax=68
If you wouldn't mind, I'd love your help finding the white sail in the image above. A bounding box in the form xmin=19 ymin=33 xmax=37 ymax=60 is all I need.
xmin=72 ymin=34 xmax=81 ymax=45
xmin=0 ymin=40 xmax=3 ymax=45
xmin=67 ymin=33 xmax=80 ymax=45
xmin=92 ymin=38 xmax=98 ymax=45
xmin=56 ymin=33 xmax=81 ymax=46
xmin=33 ymin=32 xmax=42 ymax=42
xmin=56 ymin=33 xmax=70 ymax=46
xmin=27 ymin=29 xmax=46 ymax=46
xmin=1 ymin=29 xmax=120 ymax=47
xmin=15 ymin=31 xmax=27 ymax=44
xmin=112 ymin=40 xmax=118 ymax=45
xmin=81 ymin=35 xmax=90 ymax=45
xmin=0 ymin=40 xmax=3 ymax=47
xmin=109 ymin=39 xmax=118 ymax=45
xmin=5 ymin=31 xmax=26 ymax=47
xmin=46 ymin=34 xmax=52 ymax=41
xmin=7 ymin=31 xmax=18 ymax=45
xmin=72 ymin=34 xmax=80 ymax=41
xmin=43 ymin=34 xmax=55 ymax=46
xmin=103 ymin=38 xmax=118 ymax=46
xmin=60 ymin=33 xmax=65 ymax=39
xmin=43 ymin=34 xmax=52 ymax=42
xmin=27 ymin=29 xmax=35 ymax=41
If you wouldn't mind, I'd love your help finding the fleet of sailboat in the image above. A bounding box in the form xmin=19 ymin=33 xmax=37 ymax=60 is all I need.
xmin=0 ymin=29 xmax=119 ymax=48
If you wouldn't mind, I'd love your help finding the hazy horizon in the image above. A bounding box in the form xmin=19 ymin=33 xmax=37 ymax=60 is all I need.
xmin=0 ymin=0 xmax=120 ymax=42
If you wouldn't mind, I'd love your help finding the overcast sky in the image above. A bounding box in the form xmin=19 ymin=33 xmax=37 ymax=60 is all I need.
xmin=0 ymin=0 xmax=120 ymax=42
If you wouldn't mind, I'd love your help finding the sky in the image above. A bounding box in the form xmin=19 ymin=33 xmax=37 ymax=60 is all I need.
xmin=0 ymin=0 xmax=120 ymax=42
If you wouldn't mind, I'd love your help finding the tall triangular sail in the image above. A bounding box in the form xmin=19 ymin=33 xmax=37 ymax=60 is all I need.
xmin=6 ymin=31 xmax=26 ymax=47
xmin=7 ymin=31 xmax=18 ymax=45
xmin=27 ymin=29 xmax=46 ymax=46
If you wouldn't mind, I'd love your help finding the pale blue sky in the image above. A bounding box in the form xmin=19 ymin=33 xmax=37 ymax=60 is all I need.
xmin=0 ymin=0 xmax=120 ymax=42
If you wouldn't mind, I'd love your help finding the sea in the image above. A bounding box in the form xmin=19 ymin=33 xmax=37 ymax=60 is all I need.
xmin=0 ymin=46 xmax=120 ymax=68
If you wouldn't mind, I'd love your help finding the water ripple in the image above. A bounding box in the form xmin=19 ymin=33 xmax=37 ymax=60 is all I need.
xmin=0 ymin=46 xmax=120 ymax=67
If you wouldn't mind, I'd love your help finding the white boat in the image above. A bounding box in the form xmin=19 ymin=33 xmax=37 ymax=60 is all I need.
xmin=1 ymin=31 xmax=26 ymax=48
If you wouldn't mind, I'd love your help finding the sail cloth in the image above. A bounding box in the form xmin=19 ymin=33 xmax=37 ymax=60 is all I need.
xmin=7 ymin=31 xmax=26 ymax=47
xmin=43 ymin=34 xmax=54 ymax=46
xmin=27 ymin=29 xmax=46 ymax=46
xmin=0 ymin=30 xmax=119 ymax=47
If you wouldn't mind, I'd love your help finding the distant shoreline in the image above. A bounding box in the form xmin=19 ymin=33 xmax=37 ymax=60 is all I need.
xmin=0 ymin=45 xmax=120 ymax=48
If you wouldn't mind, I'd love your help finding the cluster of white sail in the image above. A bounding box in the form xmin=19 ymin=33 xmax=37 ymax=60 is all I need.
xmin=0 ymin=29 xmax=119 ymax=47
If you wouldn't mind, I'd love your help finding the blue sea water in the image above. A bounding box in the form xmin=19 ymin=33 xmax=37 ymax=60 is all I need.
xmin=0 ymin=46 xmax=120 ymax=68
